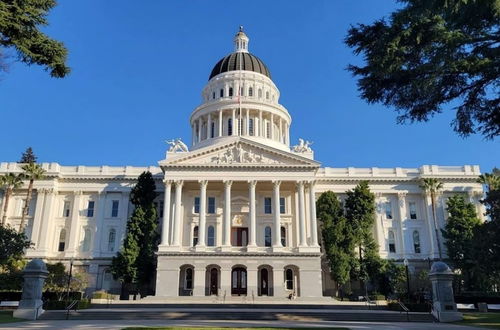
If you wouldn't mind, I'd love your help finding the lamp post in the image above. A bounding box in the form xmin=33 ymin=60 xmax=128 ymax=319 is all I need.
xmin=404 ymin=258 xmax=410 ymax=303
xmin=66 ymin=258 xmax=74 ymax=301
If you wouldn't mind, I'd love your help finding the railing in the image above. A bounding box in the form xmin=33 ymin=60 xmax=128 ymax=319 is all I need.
xmin=398 ymin=301 xmax=410 ymax=322
xmin=65 ymin=300 xmax=79 ymax=320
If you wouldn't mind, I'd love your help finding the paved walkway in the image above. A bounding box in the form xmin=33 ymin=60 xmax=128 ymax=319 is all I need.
xmin=0 ymin=319 xmax=479 ymax=330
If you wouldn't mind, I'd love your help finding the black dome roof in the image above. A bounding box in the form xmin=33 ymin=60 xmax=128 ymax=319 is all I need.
xmin=209 ymin=52 xmax=271 ymax=80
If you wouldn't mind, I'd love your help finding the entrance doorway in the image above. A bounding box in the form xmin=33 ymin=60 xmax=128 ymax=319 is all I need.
xmin=231 ymin=228 xmax=248 ymax=246
xmin=260 ymin=268 xmax=269 ymax=296
xmin=209 ymin=268 xmax=218 ymax=296
xmin=231 ymin=267 xmax=247 ymax=295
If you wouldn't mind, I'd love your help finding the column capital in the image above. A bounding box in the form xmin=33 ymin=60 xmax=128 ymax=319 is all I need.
xmin=248 ymin=180 xmax=257 ymax=187
xmin=73 ymin=190 xmax=83 ymax=196
xmin=174 ymin=180 xmax=184 ymax=187
xmin=295 ymin=180 xmax=305 ymax=188
xmin=375 ymin=192 xmax=383 ymax=198
xmin=163 ymin=179 xmax=174 ymax=185
xmin=223 ymin=180 xmax=233 ymax=187
xmin=272 ymin=180 xmax=281 ymax=187
xmin=398 ymin=192 xmax=407 ymax=200
xmin=198 ymin=180 xmax=208 ymax=187
xmin=306 ymin=180 xmax=317 ymax=186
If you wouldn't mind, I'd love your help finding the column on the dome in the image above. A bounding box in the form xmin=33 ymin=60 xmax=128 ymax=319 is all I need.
xmin=197 ymin=117 xmax=202 ymax=143
xmin=207 ymin=113 xmax=211 ymax=139
xmin=248 ymin=180 xmax=257 ymax=248
xmin=218 ymin=110 xmax=223 ymax=137
xmin=270 ymin=113 xmax=274 ymax=141
xmin=231 ymin=109 xmax=236 ymax=136
xmin=191 ymin=124 xmax=195 ymax=146
xmin=258 ymin=110 xmax=263 ymax=137
xmin=308 ymin=181 xmax=319 ymax=247
xmin=197 ymin=180 xmax=207 ymax=248
xmin=297 ymin=181 xmax=307 ymax=247
xmin=161 ymin=181 xmax=172 ymax=246
xmin=245 ymin=109 xmax=250 ymax=136
xmin=279 ymin=117 xmax=283 ymax=143
xmin=286 ymin=123 xmax=290 ymax=146
xmin=223 ymin=180 xmax=232 ymax=247
xmin=272 ymin=180 xmax=282 ymax=248
xmin=172 ymin=180 xmax=183 ymax=246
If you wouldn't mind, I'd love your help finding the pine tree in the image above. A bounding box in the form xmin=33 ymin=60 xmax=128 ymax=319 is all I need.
xmin=19 ymin=147 xmax=37 ymax=164
xmin=317 ymin=191 xmax=355 ymax=296
xmin=111 ymin=171 xmax=158 ymax=298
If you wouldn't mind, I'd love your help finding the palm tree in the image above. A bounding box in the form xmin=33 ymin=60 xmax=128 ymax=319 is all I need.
xmin=420 ymin=178 xmax=444 ymax=260
xmin=477 ymin=171 xmax=500 ymax=192
xmin=0 ymin=173 xmax=24 ymax=226
xmin=19 ymin=163 xmax=46 ymax=232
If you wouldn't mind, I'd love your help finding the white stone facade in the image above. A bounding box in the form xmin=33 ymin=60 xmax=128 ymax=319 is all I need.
xmin=0 ymin=29 xmax=485 ymax=299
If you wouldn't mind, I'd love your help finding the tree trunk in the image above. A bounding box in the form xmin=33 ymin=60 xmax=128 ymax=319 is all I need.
xmin=19 ymin=179 xmax=34 ymax=232
xmin=431 ymin=192 xmax=443 ymax=260
xmin=1 ymin=188 xmax=11 ymax=226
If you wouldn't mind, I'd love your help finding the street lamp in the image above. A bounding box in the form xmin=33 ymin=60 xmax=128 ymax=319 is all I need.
xmin=403 ymin=258 xmax=410 ymax=303
xmin=66 ymin=258 xmax=74 ymax=301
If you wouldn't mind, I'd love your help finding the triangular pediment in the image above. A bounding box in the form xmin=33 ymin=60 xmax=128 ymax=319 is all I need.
xmin=159 ymin=138 xmax=320 ymax=168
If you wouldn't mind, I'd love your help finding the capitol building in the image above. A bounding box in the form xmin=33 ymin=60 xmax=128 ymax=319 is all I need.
xmin=0 ymin=29 xmax=485 ymax=299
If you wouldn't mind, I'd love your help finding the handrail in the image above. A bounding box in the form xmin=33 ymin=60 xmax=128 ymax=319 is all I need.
xmin=398 ymin=301 xmax=410 ymax=322
xmin=65 ymin=300 xmax=78 ymax=320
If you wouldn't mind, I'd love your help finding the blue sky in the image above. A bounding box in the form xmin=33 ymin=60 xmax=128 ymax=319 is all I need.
xmin=1 ymin=0 xmax=498 ymax=172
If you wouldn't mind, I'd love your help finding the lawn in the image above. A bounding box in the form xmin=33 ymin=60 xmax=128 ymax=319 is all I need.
xmin=457 ymin=313 xmax=500 ymax=329
xmin=0 ymin=311 xmax=24 ymax=324
xmin=123 ymin=328 xmax=349 ymax=330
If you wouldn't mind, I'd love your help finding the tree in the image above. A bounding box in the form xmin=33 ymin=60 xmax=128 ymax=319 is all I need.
xmin=441 ymin=194 xmax=481 ymax=291
xmin=0 ymin=173 xmax=24 ymax=226
xmin=345 ymin=0 xmax=499 ymax=139
xmin=111 ymin=171 xmax=158 ymax=298
xmin=0 ymin=0 xmax=70 ymax=77
xmin=317 ymin=191 xmax=356 ymax=296
xmin=0 ymin=225 xmax=31 ymax=268
xmin=19 ymin=147 xmax=37 ymax=164
xmin=478 ymin=167 xmax=500 ymax=192
xmin=19 ymin=162 xmax=45 ymax=232
xmin=344 ymin=181 xmax=384 ymax=289
xmin=420 ymin=178 xmax=444 ymax=259
xmin=44 ymin=262 xmax=88 ymax=301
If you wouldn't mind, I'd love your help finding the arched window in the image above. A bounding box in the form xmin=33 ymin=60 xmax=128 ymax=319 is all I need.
xmin=228 ymin=118 xmax=233 ymax=136
xmin=229 ymin=87 xmax=233 ymax=97
xmin=220 ymin=89 xmax=224 ymax=98
xmin=249 ymin=118 xmax=254 ymax=136
xmin=388 ymin=230 xmax=396 ymax=253
xmin=212 ymin=91 xmax=215 ymax=99
xmin=264 ymin=226 xmax=272 ymax=247
xmin=249 ymin=87 xmax=253 ymax=97
xmin=258 ymin=89 xmax=262 ymax=98
xmin=285 ymin=268 xmax=293 ymax=290
xmin=82 ymin=228 xmax=91 ymax=252
xmin=193 ymin=226 xmax=199 ymax=246
xmin=185 ymin=268 xmax=193 ymax=290
xmin=207 ymin=225 xmax=215 ymax=246
xmin=58 ymin=229 xmax=66 ymax=252
xmin=266 ymin=91 xmax=269 ymax=99
xmin=413 ymin=230 xmax=421 ymax=254
xmin=210 ymin=122 xmax=215 ymax=138
xmin=281 ymin=226 xmax=286 ymax=247
xmin=266 ymin=122 xmax=271 ymax=138
xmin=108 ymin=229 xmax=116 ymax=252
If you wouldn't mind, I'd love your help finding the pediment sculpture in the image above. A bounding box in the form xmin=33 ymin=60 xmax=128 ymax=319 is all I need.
xmin=210 ymin=143 xmax=282 ymax=165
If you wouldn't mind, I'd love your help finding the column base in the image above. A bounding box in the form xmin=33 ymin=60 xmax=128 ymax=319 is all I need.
xmin=272 ymin=246 xmax=283 ymax=253
xmin=298 ymin=246 xmax=321 ymax=253
xmin=220 ymin=245 xmax=232 ymax=252
xmin=194 ymin=245 xmax=206 ymax=252
xmin=158 ymin=245 xmax=181 ymax=252
xmin=246 ymin=245 xmax=258 ymax=252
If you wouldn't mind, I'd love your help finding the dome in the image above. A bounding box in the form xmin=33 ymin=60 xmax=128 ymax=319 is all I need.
xmin=209 ymin=52 xmax=271 ymax=81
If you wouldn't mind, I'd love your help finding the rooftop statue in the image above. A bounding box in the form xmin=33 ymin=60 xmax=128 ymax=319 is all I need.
xmin=166 ymin=138 xmax=189 ymax=153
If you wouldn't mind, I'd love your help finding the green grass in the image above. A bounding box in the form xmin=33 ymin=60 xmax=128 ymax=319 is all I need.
xmin=0 ymin=311 xmax=24 ymax=324
xmin=457 ymin=312 xmax=500 ymax=329
xmin=122 ymin=328 xmax=349 ymax=330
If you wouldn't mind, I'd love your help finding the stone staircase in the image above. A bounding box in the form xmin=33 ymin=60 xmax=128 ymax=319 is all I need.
xmin=40 ymin=305 xmax=435 ymax=323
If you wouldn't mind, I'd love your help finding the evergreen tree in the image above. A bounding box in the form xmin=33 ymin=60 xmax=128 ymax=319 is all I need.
xmin=111 ymin=171 xmax=158 ymax=298
xmin=317 ymin=191 xmax=355 ymax=296
xmin=0 ymin=0 xmax=70 ymax=77
xmin=345 ymin=0 xmax=499 ymax=139
xmin=19 ymin=147 xmax=37 ymax=164
xmin=441 ymin=194 xmax=481 ymax=291
xmin=344 ymin=181 xmax=384 ymax=286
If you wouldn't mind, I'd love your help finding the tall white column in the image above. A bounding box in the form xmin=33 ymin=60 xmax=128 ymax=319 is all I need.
xmin=308 ymin=181 xmax=319 ymax=247
xmin=231 ymin=109 xmax=236 ymax=136
xmin=218 ymin=110 xmax=223 ymax=137
xmin=397 ymin=192 xmax=407 ymax=257
xmin=259 ymin=110 xmax=263 ymax=137
xmin=270 ymin=113 xmax=274 ymax=140
xmin=286 ymin=123 xmax=290 ymax=146
xmin=36 ymin=188 xmax=56 ymax=255
xmin=272 ymin=181 xmax=282 ymax=248
xmin=248 ymin=180 xmax=257 ymax=248
xmin=297 ymin=181 xmax=307 ymax=247
xmin=192 ymin=124 xmax=196 ymax=146
xmin=161 ymin=181 xmax=172 ymax=246
xmin=92 ymin=191 xmax=107 ymax=257
xmin=197 ymin=180 xmax=207 ymax=248
xmin=197 ymin=117 xmax=202 ymax=142
xmin=222 ymin=180 xmax=232 ymax=248
xmin=29 ymin=189 xmax=46 ymax=248
xmin=171 ymin=181 xmax=183 ymax=247
xmin=245 ymin=109 xmax=249 ymax=136
xmin=207 ymin=114 xmax=211 ymax=139
xmin=279 ymin=118 xmax=283 ymax=143
xmin=66 ymin=190 xmax=83 ymax=257
xmin=423 ymin=193 xmax=437 ymax=258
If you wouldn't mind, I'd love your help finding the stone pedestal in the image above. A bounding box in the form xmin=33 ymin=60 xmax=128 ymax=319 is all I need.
xmin=429 ymin=261 xmax=463 ymax=322
xmin=14 ymin=259 xmax=49 ymax=320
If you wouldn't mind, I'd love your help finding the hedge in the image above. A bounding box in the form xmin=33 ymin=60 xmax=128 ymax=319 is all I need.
xmin=43 ymin=299 xmax=90 ymax=310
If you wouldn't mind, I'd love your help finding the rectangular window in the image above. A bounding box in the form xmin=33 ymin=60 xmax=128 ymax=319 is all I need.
xmin=409 ymin=202 xmax=417 ymax=220
xmin=111 ymin=200 xmax=119 ymax=217
xmin=385 ymin=202 xmax=393 ymax=219
xmin=208 ymin=197 xmax=216 ymax=214
xmin=264 ymin=197 xmax=272 ymax=214
xmin=63 ymin=201 xmax=71 ymax=217
xmin=194 ymin=197 xmax=200 ymax=214
xmin=280 ymin=197 xmax=286 ymax=214
xmin=86 ymin=201 xmax=95 ymax=218
xmin=389 ymin=242 xmax=396 ymax=253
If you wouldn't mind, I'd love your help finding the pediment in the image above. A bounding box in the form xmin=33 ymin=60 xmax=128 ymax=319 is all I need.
xmin=160 ymin=138 xmax=320 ymax=168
